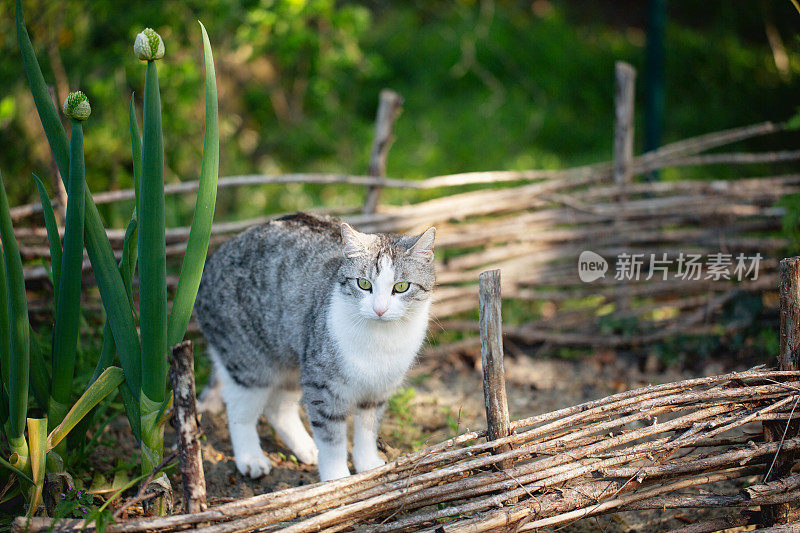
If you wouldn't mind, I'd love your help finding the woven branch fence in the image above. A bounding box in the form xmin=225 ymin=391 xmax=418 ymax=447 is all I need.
xmin=13 ymin=115 xmax=800 ymax=352
xmin=16 ymin=367 xmax=800 ymax=532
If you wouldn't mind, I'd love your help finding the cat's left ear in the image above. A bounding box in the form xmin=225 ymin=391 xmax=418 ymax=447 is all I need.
xmin=408 ymin=227 xmax=436 ymax=262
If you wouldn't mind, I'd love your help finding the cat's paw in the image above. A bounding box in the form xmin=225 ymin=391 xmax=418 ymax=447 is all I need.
xmin=354 ymin=454 xmax=385 ymax=473
xmin=235 ymin=452 xmax=272 ymax=478
xmin=318 ymin=461 xmax=351 ymax=481
xmin=292 ymin=441 xmax=319 ymax=465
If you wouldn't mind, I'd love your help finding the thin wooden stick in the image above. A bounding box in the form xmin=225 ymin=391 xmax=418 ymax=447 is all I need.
xmin=363 ymin=89 xmax=403 ymax=214
xmin=664 ymin=514 xmax=752 ymax=533
xmin=169 ymin=340 xmax=208 ymax=514
xmin=750 ymin=523 xmax=800 ymax=532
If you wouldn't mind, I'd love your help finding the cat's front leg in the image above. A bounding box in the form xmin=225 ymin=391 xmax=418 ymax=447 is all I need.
xmin=353 ymin=399 xmax=387 ymax=473
xmin=303 ymin=381 xmax=350 ymax=481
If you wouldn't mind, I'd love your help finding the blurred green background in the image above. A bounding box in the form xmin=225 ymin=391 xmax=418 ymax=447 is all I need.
xmin=1 ymin=0 xmax=799 ymax=226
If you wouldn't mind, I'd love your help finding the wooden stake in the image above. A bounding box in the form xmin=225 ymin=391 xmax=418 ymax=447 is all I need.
xmin=763 ymin=257 xmax=800 ymax=525
xmin=169 ymin=340 xmax=208 ymax=514
xmin=478 ymin=269 xmax=512 ymax=469
xmin=613 ymin=61 xmax=636 ymax=311
xmin=613 ymin=62 xmax=636 ymax=189
xmin=362 ymin=89 xmax=403 ymax=215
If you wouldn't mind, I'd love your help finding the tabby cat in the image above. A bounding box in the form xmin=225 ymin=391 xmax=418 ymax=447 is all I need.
xmin=195 ymin=213 xmax=436 ymax=480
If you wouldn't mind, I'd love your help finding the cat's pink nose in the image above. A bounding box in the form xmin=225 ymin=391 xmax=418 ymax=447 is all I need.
xmin=373 ymin=305 xmax=388 ymax=317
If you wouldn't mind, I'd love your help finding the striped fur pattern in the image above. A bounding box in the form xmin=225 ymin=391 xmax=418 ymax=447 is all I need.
xmin=195 ymin=213 xmax=436 ymax=480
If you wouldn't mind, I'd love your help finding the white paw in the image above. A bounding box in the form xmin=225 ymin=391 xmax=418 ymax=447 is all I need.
xmin=318 ymin=461 xmax=351 ymax=481
xmin=354 ymin=454 xmax=385 ymax=473
xmin=235 ymin=452 xmax=272 ymax=478
xmin=292 ymin=441 xmax=319 ymax=465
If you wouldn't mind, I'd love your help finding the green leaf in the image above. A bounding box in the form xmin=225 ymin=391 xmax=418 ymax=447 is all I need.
xmin=83 ymin=216 xmax=141 ymax=445
xmin=91 ymin=321 xmax=117 ymax=390
xmin=15 ymin=0 xmax=69 ymax=179
xmin=0 ymin=386 xmax=8 ymax=428
xmin=120 ymin=218 xmax=138 ymax=312
xmin=139 ymin=60 xmax=168 ymax=404
xmin=77 ymin=214 xmax=140 ymax=445
xmin=139 ymin=392 xmax=164 ymax=475
xmin=84 ymin=203 xmax=142 ymax=398
xmin=786 ymin=109 xmax=800 ymax=131
xmin=0 ymin=451 xmax=34 ymax=485
xmin=129 ymin=96 xmax=142 ymax=215
xmin=119 ymin=380 xmax=141 ymax=445
xmin=16 ymin=0 xmax=141 ymax=399
xmin=33 ymin=175 xmax=62 ymax=308
xmin=167 ymin=21 xmax=219 ymax=347
xmin=28 ymin=326 xmax=50 ymax=411
xmin=0 ymin=243 xmax=8 ymax=393
xmin=26 ymin=417 xmax=47 ymax=517
xmin=50 ymin=121 xmax=86 ymax=428
xmin=47 ymin=367 xmax=125 ymax=451
xmin=0 ymin=171 xmax=30 ymax=442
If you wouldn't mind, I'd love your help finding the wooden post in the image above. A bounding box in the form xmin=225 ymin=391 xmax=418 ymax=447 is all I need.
xmin=362 ymin=89 xmax=403 ymax=215
xmin=762 ymin=257 xmax=800 ymax=525
xmin=169 ymin=340 xmax=208 ymax=514
xmin=478 ymin=269 xmax=512 ymax=470
xmin=613 ymin=62 xmax=635 ymax=311
xmin=613 ymin=61 xmax=636 ymax=189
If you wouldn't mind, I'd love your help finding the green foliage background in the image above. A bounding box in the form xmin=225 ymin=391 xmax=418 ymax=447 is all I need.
xmin=1 ymin=0 xmax=799 ymax=224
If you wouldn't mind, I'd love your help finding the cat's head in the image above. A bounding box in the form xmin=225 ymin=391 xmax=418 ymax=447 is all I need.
xmin=337 ymin=223 xmax=436 ymax=321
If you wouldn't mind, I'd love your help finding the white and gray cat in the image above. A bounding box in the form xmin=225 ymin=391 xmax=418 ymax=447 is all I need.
xmin=195 ymin=213 xmax=436 ymax=481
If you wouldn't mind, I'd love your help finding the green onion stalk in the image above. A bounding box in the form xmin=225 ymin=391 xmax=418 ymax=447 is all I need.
xmin=0 ymin=170 xmax=30 ymax=474
xmin=135 ymin=28 xmax=169 ymax=491
xmin=47 ymin=92 xmax=88 ymax=455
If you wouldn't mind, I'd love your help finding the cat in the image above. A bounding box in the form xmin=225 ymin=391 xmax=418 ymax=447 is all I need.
xmin=195 ymin=213 xmax=436 ymax=481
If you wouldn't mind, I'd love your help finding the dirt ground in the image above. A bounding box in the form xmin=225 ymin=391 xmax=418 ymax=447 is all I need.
xmin=142 ymin=345 xmax=754 ymax=532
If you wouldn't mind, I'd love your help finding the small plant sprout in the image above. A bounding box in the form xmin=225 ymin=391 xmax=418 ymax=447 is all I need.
xmin=134 ymin=28 xmax=165 ymax=61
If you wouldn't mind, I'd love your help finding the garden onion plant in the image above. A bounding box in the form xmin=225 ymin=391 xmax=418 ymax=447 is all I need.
xmin=0 ymin=95 xmax=126 ymax=513
xmin=15 ymin=0 xmax=220 ymax=514
xmin=135 ymin=24 xmax=219 ymax=510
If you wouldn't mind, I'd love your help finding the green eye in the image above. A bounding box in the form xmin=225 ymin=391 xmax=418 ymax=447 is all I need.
xmin=357 ymin=278 xmax=372 ymax=291
xmin=393 ymin=281 xmax=410 ymax=293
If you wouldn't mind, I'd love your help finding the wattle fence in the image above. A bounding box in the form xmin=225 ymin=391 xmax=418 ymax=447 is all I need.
xmin=12 ymin=116 xmax=800 ymax=354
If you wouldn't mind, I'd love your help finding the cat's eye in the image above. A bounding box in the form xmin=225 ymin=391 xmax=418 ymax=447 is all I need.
xmin=357 ymin=278 xmax=372 ymax=291
xmin=393 ymin=281 xmax=410 ymax=293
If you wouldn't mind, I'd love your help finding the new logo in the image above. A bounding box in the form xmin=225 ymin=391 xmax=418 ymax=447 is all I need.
xmin=578 ymin=251 xmax=608 ymax=283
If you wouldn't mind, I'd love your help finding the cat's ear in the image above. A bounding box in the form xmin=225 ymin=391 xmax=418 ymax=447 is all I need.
xmin=341 ymin=223 xmax=375 ymax=258
xmin=407 ymin=227 xmax=436 ymax=262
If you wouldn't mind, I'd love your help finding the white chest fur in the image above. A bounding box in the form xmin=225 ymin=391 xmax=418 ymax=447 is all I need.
xmin=327 ymin=291 xmax=430 ymax=401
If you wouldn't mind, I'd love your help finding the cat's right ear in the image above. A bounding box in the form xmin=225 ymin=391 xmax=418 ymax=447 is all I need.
xmin=341 ymin=223 xmax=374 ymax=259
xmin=408 ymin=227 xmax=436 ymax=263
